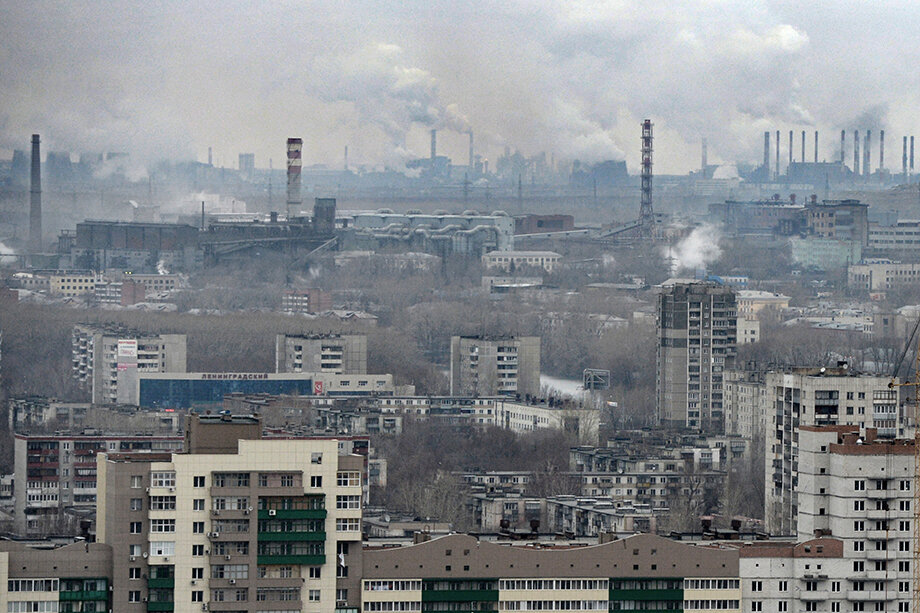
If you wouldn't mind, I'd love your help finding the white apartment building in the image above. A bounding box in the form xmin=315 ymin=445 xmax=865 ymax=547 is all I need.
xmin=764 ymin=367 xmax=902 ymax=534
xmin=848 ymin=259 xmax=920 ymax=292
xmin=72 ymin=324 xmax=187 ymax=404
xmin=275 ymin=333 xmax=368 ymax=374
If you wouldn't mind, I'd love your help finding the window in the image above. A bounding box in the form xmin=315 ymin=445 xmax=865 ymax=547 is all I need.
xmin=130 ymin=498 xmax=143 ymax=511
xmin=831 ymin=604 xmax=840 ymax=613
xmin=855 ymin=480 xmax=866 ymax=491
xmin=337 ymin=518 xmax=360 ymax=531
xmin=193 ymin=475 xmax=205 ymax=488
xmin=854 ymin=541 xmax=865 ymax=552
xmin=129 ymin=567 xmax=141 ymax=580
xmin=805 ymin=604 xmax=817 ymax=612
xmin=192 ymin=568 xmax=204 ymax=579
xmin=259 ymin=474 xmax=269 ymax=487
xmin=235 ymin=588 xmax=248 ymax=601
xmin=901 ymin=480 xmax=911 ymax=491
xmin=193 ymin=521 xmax=205 ymax=534
xmin=831 ymin=581 xmax=840 ymax=592
xmin=150 ymin=496 xmax=176 ymax=510
xmin=192 ymin=591 xmax=203 ymax=602
xmin=310 ymin=476 xmax=322 ymax=488
xmin=901 ymin=541 xmax=911 ymax=552
xmin=900 ymin=581 xmax=910 ymax=593
xmin=150 ymin=541 xmax=175 ymax=556
xmin=281 ymin=474 xmax=295 ymax=487
xmin=128 ymin=591 xmax=141 ymax=603
xmin=193 ymin=499 xmax=205 ymax=511
xmin=214 ymin=472 xmax=250 ymax=488
xmin=151 ymin=472 xmax=176 ymax=488
xmin=309 ymin=567 xmax=321 ymax=579
xmin=854 ymin=500 xmax=865 ymax=511
xmin=900 ymin=561 xmax=911 ymax=572
xmin=778 ymin=581 xmax=787 ymax=592
xmin=751 ymin=603 xmax=762 ymax=612
xmin=129 ymin=544 xmax=142 ymax=556
xmin=129 ymin=522 xmax=142 ymax=534
xmin=309 ymin=589 xmax=321 ymax=602
xmin=337 ymin=495 xmax=361 ymax=509
xmin=312 ymin=452 xmax=323 ymax=464
xmin=130 ymin=476 xmax=143 ymax=489
xmin=778 ymin=603 xmax=787 ymax=612
xmin=854 ymin=520 xmax=865 ymax=531
xmin=902 ymin=520 xmax=912 ymax=531
xmin=150 ymin=519 xmax=176 ymax=533
xmin=337 ymin=471 xmax=361 ymax=487
xmin=854 ymin=561 xmax=865 ymax=572
xmin=192 ymin=544 xmax=205 ymax=556
xmin=751 ymin=581 xmax=762 ymax=592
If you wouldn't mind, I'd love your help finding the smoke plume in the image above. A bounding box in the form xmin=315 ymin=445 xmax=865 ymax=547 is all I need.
xmin=665 ymin=223 xmax=723 ymax=275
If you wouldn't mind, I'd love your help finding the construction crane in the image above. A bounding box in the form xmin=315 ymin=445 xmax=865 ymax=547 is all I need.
xmin=887 ymin=315 xmax=920 ymax=611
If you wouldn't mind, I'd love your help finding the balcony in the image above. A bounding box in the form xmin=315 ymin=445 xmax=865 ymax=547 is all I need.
xmin=867 ymin=509 xmax=891 ymax=520
xmin=798 ymin=590 xmax=828 ymax=601
xmin=258 ymin=531 xmax=326 ymax=542
xmin=867 ymin=489 xmax=893 ymax=500
xmin=258 ymin=508 xmax=326 ymax=520
xmin=867 ymin=549 xmax=896 ymax=561
xmin=867 ymin=530 xmax=892 ymax=540
xmin=257 ymin=554 xmax=325 ymax=565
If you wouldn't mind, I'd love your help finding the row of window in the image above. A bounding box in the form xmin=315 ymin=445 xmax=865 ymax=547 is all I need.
xmin=684 ymin=579 xmax=740 ymax=590
xmin=499 ymin=580 xmax=608 ymax=590
xmin=500 ymin=602 xmax=607 ymax=611
xmin=131 ymin=471 xmax=358 ymax=489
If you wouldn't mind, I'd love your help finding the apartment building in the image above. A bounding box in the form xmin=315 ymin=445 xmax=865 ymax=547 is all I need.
xmin=280 ymin=288 xmax=333 ymax=314
xmin=275 ymin=334 xmax=368 ymax=375
xmin=449 ymin=336 xmax=541 ymax=398
xmin=0 ymin=541 xmax=113 ymax=613
xmin=96 ymin=413 xmax=366 ymax=613
xmin=657 ymin=282 xmax=738 ymax=432
xmin=723 ymin=367 xmax=767 ymax=440
xmin=361 ymin=532 xmax=741 ymax=613
xmin=72 ymin=324 xmax=187 ymax=405
xmin=482 ymin=250 xmax=562 ymax=273
xmin=48 ymin=271 xmax=96 ymax=297
xmin=764 ymin=368 xmax=903 ymax=534
xmin=13 ymin=430 xmax=183 ymax=536
xmin=848 ymin=259 xmax=920 ymax=292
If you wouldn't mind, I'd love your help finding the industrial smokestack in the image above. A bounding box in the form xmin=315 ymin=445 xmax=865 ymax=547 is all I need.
xmin=864 ymin=130 xmax=871 ymax=177
xmin=801 ymin=130 xmax=806 ymax=164
xmin=879 ymin=130 xmax=885 ymax=172
xmin=286 ymin=137 xmax=303 ymax=219
xmin=840 ymin=130 xmax=846 ymax=165
xmin=775 ymin=130 xmax=780 ymax=179
xmin=854 ymin=130 xmax=860 ymax=175
xmin=910 ymin=136 xmax=914 ymax=174
xmin=788 ymin=130 xmax=793 ymax=167
xmin=29 ymin=134 xmax=42 ymax=253
xmin=903 ymin=136 xmax=908 ymax=177
xmin=763 ymin=131 xmax=771 ymax=174
xmin=701 ymin=137 xmax=708 ymax=173
xmin=208 ymin=146 xmax=213 ymax=166
xmin=468 ymin=130 xmax=474 ymax=173
xmin=814 ymin=131 xmax=818 ymax=163
xmin=344 ymin=145 xmax=348 ymax=171
xmin=430 ymin=129 xmax=437 ymax=161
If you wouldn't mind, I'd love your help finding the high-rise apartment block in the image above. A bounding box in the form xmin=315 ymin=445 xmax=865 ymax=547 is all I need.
xmin=656 ymin=282 xmax=737 ymax=431
xmin=450 ymin=335 xmax=541 ymax=397
xmin=72 ymin=325 xmax=187 ymax=404
xmin=275 ymin=334 xmax=367 ymax=374
xmin=763 ymin=368 xmax=902 ymax=534
xmin=14 ymin=430 xmax=183 ymax=536
xmin=97 ymin=414 xmax=365 ymax=613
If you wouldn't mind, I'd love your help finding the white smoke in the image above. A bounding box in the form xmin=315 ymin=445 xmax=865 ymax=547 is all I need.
xmin=665 ymin=223 xmax=723 ymax=275
xmin=0 ymin=241 xmax=16 ymax=266
xmin=156 ymin=259 xmax=170 ymax=275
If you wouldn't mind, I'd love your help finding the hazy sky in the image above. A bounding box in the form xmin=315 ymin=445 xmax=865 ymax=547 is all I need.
xmin=2 ymin=1 xmax=919 ymax=174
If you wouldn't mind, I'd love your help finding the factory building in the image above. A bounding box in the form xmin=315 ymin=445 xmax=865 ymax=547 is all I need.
xmin=96 ymin=413 xmax=366 ymax=613
xmin=69 ymin=220 xmax=201 ymax=271
xmin=449 ymin=336 xmax=541 ymax=398
xmin=275 ymin=334 xmax=368 ymax=375
xmin=656 ymin=282 xmax=737 ymax=432
xmin=71 ymin=325 xmax=188 ymax=405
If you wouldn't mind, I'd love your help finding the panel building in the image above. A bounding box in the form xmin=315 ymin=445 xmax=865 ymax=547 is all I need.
xmin=450 ymin=336 xmax=541 ymax=398
xmin=656 ymin=282 xmax=737 ymax=432
xmin=96 ymin=413 xmax=366 ymax=613
xmin=763 ymin=368 xmax=903 ymax=534
xmin=13 ymin=430 xmax=183 ymax=536
xmin=72 ymin=325 xmax=187 ymax=405
xmin=275 ymin=334 xmax=368 ymax=374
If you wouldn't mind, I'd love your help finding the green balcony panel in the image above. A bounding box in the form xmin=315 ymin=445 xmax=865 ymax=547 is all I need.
xmin=146 ymin=603 xmax=175 ymax=612
xmin=147 ymin=578 xmax=175 ymax=589
xmin=258 ymin=531 xmax=326 ymax=542
xmin=257 ymin=554 xmax=326 ymax=565
xmin=59 ymin=590 xmax=108 ymax=601
xmin=258 ymin=509 xmax=327 ymax=520
xmin=422 ymin=591 xmax=499 ymax=603
xmin=609 ymin=589 xmax=683 ymax=601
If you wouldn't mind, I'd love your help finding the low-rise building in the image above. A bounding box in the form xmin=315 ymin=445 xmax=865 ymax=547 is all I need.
xmin=848 ymin=259 xmax=920 ymax=292
xmin=482 ymin=250 xmax=562 ymax=273
xmin=281 ymin=288 xmax=333 ymax=314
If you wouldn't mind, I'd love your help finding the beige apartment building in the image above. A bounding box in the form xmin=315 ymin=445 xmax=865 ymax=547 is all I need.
xmin=96 ymin=413 xmax=365 ymax=613
xmin=450 ymin=336 xmax=541 ymax=398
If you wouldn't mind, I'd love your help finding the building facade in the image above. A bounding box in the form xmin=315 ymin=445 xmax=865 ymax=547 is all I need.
xmin=450 ymin=336 xmax=541 ymax=398
xmin=72 ymin=325 xmax=187 ymax=405
xmin=482 ymin=251 xmax=562 ymax=273
xmin=656 ymin=282 xmax=737 ymax=432
xmin=280 ymin=289 xmax=333 ymax=315
xmin=13 ymin=431 xmax=183 ymax=536
xmin=763 ymin=369 xmax=902 ymax=534
xmin=848 ymin=259 xmax=920 ymax=292
xmin=275 ymin=334 xmax=368 ymax=375
xmin=96 ymin=414 xmax=366 ymax=613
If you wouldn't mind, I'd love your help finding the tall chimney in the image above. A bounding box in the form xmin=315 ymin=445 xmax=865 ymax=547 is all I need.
xmin=763 ymin=131 xmax=771 ymax=174
xmin=430 ymin=129 xmax=437 ymax=161
xmin=286 ymin=137 xmax=303 ymax=219
xmin=879 ymin=130 xmax=885 ymax=172
xmin=344 ymin=145 xmax=348 ymax=171
xmin=775 ymin=130 xmax=780 ymax=179
xmin=814 ymin=131 xmax=818 ymax=163
xmin=903 ymin=136 xmax=908 ymax=177
xmin=840 ymin=130 xmax=846 ymax=165
xmin=909 ymin=136 xmax=914 ymax=174
xmin=701 ymin=137 xmax=708 ymax=173
xmin=864 ymin=130 xmax=871 ymax=177
xmin=29 ymin=134 xmax=42 ymax=253
xmin=468 ymin=130 xmax=474 ymax=172
xmin=854 ymin=130 xmax=860 ymax=175
xmin=801 ymin=130 xmax=806 ymax=164
xmin=208 ymin=146 xmax=213 ymax=166
xmin=788 ymin=130 xmax=793 ymax=168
